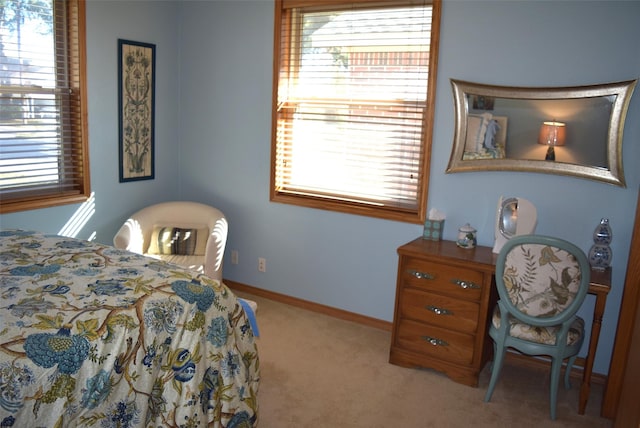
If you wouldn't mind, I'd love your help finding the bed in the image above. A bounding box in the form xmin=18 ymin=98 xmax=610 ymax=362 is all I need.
xmin=0 ymin=229 xmax=259 ymax=427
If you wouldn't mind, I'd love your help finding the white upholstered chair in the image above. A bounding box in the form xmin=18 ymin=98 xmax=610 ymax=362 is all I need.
xmin=113 ymin=201 xmax=228 ymax=281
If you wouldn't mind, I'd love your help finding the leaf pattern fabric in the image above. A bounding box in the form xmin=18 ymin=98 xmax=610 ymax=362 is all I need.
xmin=492 ymin=243 xmax=585 ymax=346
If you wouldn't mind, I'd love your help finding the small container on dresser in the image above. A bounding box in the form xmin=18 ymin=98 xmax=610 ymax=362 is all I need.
xmin=389 ymin=238 xmax=498 ymax=387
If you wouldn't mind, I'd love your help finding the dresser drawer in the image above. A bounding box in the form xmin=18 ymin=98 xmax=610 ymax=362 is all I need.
xmin=401 ymin=257 xmax=484 ymax=300
xmin=400 ymin=288 xmax=479 ymax=334
xmin=395 ymin=319 xmax=475 ymax=365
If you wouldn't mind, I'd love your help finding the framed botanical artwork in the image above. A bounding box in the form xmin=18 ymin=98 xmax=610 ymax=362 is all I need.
xmin=118 ymin=39 xmax=156 ymax=182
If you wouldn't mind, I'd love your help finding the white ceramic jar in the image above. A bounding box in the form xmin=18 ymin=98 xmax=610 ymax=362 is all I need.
xmin=457 ymin=223 xmax=477 ymax=249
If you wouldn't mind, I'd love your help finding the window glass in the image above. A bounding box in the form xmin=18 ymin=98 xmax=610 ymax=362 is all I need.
xmin=0 ymin=0 xmax=89 ymax=213
xmin=271 ymin=0 xmax=440 ymax=223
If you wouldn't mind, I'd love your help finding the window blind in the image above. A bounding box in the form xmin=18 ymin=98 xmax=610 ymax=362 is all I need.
xmin=272 ymin=0 xmax=439 ymax=222
xmin=0 ymin=0 xmax=89 ymax=213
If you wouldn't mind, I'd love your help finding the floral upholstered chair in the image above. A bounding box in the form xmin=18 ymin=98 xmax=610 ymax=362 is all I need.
xmin=484 ymin=234 xmax=590 ymax=420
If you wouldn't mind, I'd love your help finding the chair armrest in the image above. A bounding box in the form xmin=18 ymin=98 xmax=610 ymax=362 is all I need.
xmin=203 ymin=217 xmax=228 ymax=281
xmin=113 ymin=219 xmax=144 ymax=254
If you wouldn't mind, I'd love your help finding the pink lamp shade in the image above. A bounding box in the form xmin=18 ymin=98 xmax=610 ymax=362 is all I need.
xmin=538 ymin=121 xmax=566 ymax=147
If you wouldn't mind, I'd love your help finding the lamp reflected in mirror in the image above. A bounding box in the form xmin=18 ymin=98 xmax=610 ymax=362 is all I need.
xmin=538 ymin=121 xmax=566 ymax=161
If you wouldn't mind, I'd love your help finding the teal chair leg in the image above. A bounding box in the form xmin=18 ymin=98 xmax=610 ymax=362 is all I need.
xmin=487 ymin=341 xmax=497 ymax=373
xmin=484 ymin=345 xmax=506 ymax=402
xmin=564 ymin=355 xmax=577 ymax=389
xmin=549 ymin=357 xmax=564 ymax=420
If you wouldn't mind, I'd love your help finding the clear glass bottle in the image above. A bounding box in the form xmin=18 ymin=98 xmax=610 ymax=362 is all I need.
xmin=589 ymin=218 xmax=612 ymax=270
xmin=593 ymin=218 xmax=612 ymax=245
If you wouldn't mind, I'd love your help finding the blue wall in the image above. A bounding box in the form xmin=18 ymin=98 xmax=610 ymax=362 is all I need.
xmin=1 ymin=0 xmax=639 ymax=376
xmin=0 ymin=1 xmax=184 ymax=242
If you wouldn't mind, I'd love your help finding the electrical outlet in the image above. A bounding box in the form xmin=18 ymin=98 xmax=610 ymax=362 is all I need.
xmin=258 ymin=257 xmax=266 ymax=272
xmin=231 ymin=250 xmax=239 ymax=265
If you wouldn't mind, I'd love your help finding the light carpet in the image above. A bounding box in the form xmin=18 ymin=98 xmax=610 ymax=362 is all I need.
xmin=235 ymin=291 xmax=612 ymax=428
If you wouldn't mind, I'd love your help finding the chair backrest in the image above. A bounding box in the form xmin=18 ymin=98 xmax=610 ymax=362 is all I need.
xmin=495 ymin=234 xmax=590 ymax=328
xmin=113 ymin=201 xmax=228 ymax=279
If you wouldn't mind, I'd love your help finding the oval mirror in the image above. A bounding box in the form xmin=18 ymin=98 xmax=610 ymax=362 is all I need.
xmin=499 ymin=197 xmax=518 ymax=239
xmin=446 ymin=79 xmax=637 ymax=187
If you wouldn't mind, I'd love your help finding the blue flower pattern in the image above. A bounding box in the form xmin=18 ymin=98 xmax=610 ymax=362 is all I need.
xmin=0 ymin=230 xmax=259 ymax=426
xmin=143 ymin=299 xmax=183 ymax=335
xmin=8 ymin=297 xmax=56 ymax=318
xmin=207 ymin=316 xmax=228 ymax=347
xmin=171 ymin=279 xmax=215 ymax=311
xmin=103 ymin=400 xmax=140 ymax=428
xmin=88 ymin=279 xmax=129 ymax=296
xmin=9 ymin=264 xmax=60 ymax=276
xmin=0 ymin=363 xmax=34 ymax=413
xmin=227 ymin=411 xmax=255 ymax=428
xmin=171 ymin=349 xmax=196 ymax=383
xmin=81 ymin=370 xmax=112 ymax=409
xmin=222 ymin=352 xmax=241 ymax=378
xmin=72 ymin=267 xmax=102 ymax=276
xmin=24 ymin=327 xmax=90 ymax=374
xmin=42 ymin=284 xmax=70 ymax=295
xmin=199 ymin=367 xmax=221 ymax=412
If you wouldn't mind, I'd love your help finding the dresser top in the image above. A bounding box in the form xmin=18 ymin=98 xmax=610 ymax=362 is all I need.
xmin=398 ymin=238 xmax=498 ymax=272
xmin=399 ymin=237 xmax=611 ymax=289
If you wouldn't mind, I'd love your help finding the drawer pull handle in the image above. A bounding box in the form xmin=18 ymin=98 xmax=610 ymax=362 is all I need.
xmin=425 ymin=305 xmax=452 ymax=316
xmin=421 ymin=335 xmax=449 ymax=347
xmin=408 ymin=269 xmax=434 ymax=280
xmin=451 ymin=279 xmax=480 ymax=289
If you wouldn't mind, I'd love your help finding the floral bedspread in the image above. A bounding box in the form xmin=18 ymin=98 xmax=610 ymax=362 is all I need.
xmin=0 ymin=230 xmax=259 ymax=427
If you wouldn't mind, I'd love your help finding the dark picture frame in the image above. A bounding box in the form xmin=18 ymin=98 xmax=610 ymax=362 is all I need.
xmin=118 ymin=39 xmax=156 ymax=182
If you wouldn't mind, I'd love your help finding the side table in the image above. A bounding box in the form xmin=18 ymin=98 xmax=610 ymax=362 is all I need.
xmin=579 ymin=267 xmax=611 ymax=414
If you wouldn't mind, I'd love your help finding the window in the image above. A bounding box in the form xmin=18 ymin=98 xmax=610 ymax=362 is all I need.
xmin=271 ymin=0 xmax=440 ymax=223
xmin=0 ymin=0 xmax=89 ymax=214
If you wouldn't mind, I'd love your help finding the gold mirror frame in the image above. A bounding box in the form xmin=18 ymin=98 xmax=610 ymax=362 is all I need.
xmin=446 ymin=79 xmax=637 ymax=187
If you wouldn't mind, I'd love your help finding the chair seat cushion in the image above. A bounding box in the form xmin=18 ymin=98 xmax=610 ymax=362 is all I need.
xmin=145 ymin=254 xmax=205 ymax=274
xmin=492 ymin=306 xmax=585 ymax=346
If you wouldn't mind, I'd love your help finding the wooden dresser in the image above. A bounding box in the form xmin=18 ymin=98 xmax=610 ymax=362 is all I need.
xmin=389 ymin=238 xmax=498 ymax=387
